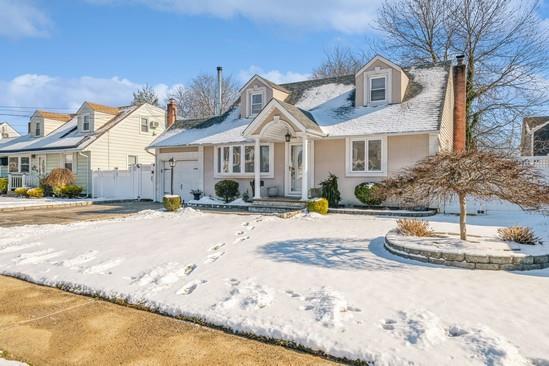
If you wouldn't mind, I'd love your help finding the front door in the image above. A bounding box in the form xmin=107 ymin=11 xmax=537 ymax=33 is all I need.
xmin=289 ymin=143 xmax=303 ymax=195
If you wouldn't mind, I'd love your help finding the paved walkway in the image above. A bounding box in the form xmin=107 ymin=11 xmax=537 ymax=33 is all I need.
xmin=0 ymin=276 xmax=338 ymax=366
xmin=0 ymin=201 xmax=162 ymax=227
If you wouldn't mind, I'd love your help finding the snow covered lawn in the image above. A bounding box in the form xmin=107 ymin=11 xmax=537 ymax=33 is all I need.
xmin=0 ymin=209 xmax=547 ymax=365
xmin=0 ymin=196 xmax=94 ymax=209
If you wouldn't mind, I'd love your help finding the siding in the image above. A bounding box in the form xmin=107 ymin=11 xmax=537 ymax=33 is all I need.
xmin=45 ymin=153 xmax=61 ymax=172
xmin=76 ymin=152 xmax=91 ymax=194
xmin=355 ymin=58 xmax=408 ymax=106
xmin=438 ymin=67 xmax=454 ymax=151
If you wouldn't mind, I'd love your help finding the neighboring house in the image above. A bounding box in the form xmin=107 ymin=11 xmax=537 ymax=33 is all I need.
xmin=150 ymin=55 xmax=464 ymax=204
xmin=521 ymin=116 xmax=549 ymax=156
xmin=0 ymin=122 xmax=21 ymax=177
xmin=0 ymin=102 xmax=166 ymax=194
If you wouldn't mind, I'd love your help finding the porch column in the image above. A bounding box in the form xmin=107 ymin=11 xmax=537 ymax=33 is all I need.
xmin=254 ymin=137 xmax=261 ymax=199
xmin=301 ymin=136 xmax=309 ymax=201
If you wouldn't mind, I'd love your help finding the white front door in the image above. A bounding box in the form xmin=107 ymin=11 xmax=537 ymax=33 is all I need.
xmin=288 ymin=143 xmax=303 ymax=195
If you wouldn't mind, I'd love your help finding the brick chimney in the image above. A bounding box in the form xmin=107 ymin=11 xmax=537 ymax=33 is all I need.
xmin=167 ymin=98 xmax=177 ymax=128
xmin=453 ymin=55 xmax=466 ymax=152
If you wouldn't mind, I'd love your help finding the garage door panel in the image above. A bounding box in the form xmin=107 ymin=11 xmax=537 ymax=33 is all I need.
xmin=163 ymin=160 xmax=200 ymax=202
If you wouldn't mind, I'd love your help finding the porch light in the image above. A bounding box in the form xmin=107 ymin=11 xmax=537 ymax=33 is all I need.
xmin=168 ymin=157 xmax=176 ymax=195
xmin=285 ymin=132 xmax=292 ymax=142
xmin=168 ymin=157 xmax=176 ymax=168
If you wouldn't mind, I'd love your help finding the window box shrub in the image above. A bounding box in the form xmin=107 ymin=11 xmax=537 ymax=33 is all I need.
xmin=26 ymin=187 xmax=44 ymax=198
xmin=163 ymin=195 xmax=182 ymax=211
xmin=307 ymin=198 xmax=329 ymax=215
xmin=215 ymin=180 xmax=239 ymax=203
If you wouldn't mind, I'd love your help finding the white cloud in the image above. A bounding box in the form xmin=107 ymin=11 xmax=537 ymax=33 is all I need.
xmin=0 ymin=0 xmax=52 ymax=39
xmin=88 ymin=0 xmax=382 ymax=33
xmin=0 ymin=74 xmax=181 ymax=132
xmin=238 ymin=66 xmax=310 ymax=84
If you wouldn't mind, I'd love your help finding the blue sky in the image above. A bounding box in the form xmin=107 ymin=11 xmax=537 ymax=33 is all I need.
xmin=0 ymin=0 xmax=548 ymax=133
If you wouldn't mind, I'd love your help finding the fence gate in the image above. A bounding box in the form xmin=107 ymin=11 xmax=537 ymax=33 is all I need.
xmin=92 ymin=164 xmax=155 ymax=200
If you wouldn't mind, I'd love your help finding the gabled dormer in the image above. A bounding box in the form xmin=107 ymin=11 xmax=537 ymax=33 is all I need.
xmin=29 ymin=111 xmax=72 ymax=137
xmin=239 ymin=75 xmax=289 ymax=118
xmin=355 ymin=55 xmax=409 ymax=107
xmin=76 ymin=102 xmax=119 ymax=133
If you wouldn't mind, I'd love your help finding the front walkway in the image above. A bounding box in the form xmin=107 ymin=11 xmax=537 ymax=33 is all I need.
xmin=0 ymin=276 xmax=336 ymax=366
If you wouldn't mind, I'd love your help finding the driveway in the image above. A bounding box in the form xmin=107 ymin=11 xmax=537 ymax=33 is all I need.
xmin=0 ymin=201 xmax=162 ymax=227
xmin=0 ymin=276 xmax=336 ymax=366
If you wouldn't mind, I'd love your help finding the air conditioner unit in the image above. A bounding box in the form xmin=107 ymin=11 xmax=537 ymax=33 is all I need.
xmin=149 ymin=121 xmax=159 ymax=129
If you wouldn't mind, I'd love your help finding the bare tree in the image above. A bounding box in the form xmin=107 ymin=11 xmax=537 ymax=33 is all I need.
xmin=376 ymin=0 xmax=549 ymax=151
xmin=168 ymin=74 xmax=239 ymax=119
xmin=132 ymin=84 xmax=159 ymax=106
xmin=311 ymin=45 xmax=370 ymax=79
xmin=378 ymin=151 xmax=548 ymax=240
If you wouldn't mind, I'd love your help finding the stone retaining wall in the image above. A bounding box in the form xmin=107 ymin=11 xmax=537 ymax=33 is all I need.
xmin=385 ymin=234 xmax=549 ymax=271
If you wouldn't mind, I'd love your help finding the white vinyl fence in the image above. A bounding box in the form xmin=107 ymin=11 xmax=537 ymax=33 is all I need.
xmin=92 ymin=164 xmax=154 ymax=200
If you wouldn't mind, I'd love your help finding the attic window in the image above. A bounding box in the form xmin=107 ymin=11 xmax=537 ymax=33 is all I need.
xmin=35 ymin=122 xmax=41 ymax=136
xmin=250 ymin=92 xmax=264 ymax=116
xmin=370 ymin=77 xmax=387 ymax=102
xmin=83 ymin=115 xmax=90 ymax=131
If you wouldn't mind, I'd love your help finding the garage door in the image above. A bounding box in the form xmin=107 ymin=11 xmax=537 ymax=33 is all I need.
xmin=163 ymin=160 xmax=201 ymax=202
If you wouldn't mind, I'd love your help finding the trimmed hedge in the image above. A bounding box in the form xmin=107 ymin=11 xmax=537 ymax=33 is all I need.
xmin=0 ymin=178 xmax=7 ymax=194
xmin=354 ymin=182 xmax=384 ymax=205
xmin=215 ymin=180 xmax=240 ymax=203
xmin=307 ymin=198 xmax=329 ymax=215
xmin=27 ymin=187 xmax=44 ymax=198
xmin=163 ymin=195 xmax=182 ymax=211
xmin=14 ymin=187 xmax=28 ymax=197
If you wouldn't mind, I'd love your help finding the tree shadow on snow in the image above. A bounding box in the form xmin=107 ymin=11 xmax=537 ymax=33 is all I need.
xmin=257 ymin=236 xmax=419 ymax=271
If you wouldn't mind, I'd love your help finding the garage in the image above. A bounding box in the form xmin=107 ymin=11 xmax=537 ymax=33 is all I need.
xmin=161 ymin=154 xmax=202 ymax=201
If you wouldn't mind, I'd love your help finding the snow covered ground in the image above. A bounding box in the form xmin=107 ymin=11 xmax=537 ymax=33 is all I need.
xmin=0 ymin=196 xmax=94 ymax=209
xmin=0 ymin=209 xmax=547 ymax=365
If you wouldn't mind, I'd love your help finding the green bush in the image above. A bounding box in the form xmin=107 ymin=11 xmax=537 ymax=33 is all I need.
xmin=307 ymin=198 xmax=329 ymax=215
xmin=163 ymin=195 xmax=182 ymax=211
xmin=14 ymin=187 xmax=28 ymax=197
xmin=26 ymin=187 xmax=44 ymax=198
xmin=215 ymin=180 xmax=240 ymax=203
xmin=319 ymin=173 xmax=341 ymax=208
xmin=354 ymin=182 xmax=385 ymax=205
xmin=59 ymin=185 xmax=83 ymax=198
xmin=0 ymin=178 xmax=7 ymax=194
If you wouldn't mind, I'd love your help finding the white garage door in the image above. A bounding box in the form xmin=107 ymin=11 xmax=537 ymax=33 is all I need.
xmin=163 ymin=160 xmax=201 ymax=203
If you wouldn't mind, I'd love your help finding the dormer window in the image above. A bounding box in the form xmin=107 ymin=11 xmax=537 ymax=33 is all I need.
xmin=370 ymin=77 xmax=387 ymax=102
xmin=250 ymin=92 xmax=264 ymax=117
xmin=35 ymin=122 xmax=41 ymax=136
xmin=79 ymin=114 xmax=90 ymax=131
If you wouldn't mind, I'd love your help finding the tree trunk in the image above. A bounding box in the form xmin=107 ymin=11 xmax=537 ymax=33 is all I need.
xmin=458 ymin=192 xmax=467 ymax=240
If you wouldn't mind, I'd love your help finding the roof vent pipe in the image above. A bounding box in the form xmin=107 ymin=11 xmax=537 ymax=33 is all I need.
xmin=216 ymin=66 xmax=223 ymax=116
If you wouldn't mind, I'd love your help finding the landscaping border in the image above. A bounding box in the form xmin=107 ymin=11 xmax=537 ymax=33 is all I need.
xmin=329 ymin=207 xmax=436 ymax=217
xmin=384 ymin=231 xmax=549 ymax=271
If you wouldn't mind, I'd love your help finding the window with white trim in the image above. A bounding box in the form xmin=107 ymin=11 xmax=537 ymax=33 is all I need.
xmin=64 ymin=154 xmax=73 ymax=171
xmin=35 ymin=122 xmax=41 ymax=136
xmin=370 ymin=76 xmax=387 ymax=102
xmin=83 ymin=115 xmax=90 ymax=131
xmin=20 ymin=157 xmax=30 ymax=173
xmin=250 ymin=92 xmax=263 ymax=116
xmin=8 ymin=157 xmax=18 ymax=173
xmin=348 ymin=137 xmax=385 ymax=174
xmin=128 ymin=155 xmax=138 ymax=169
xmin=215 ymin=143 xmax=272 ymax=176
xmin=141 ymin=117 xmax=149 ymax=133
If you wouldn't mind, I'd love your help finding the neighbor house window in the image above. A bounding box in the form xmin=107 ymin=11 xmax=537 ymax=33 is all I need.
xmin=348 ymin=137 xmax=385 ymax=175
xmin=215 ymin=143 xmax=272 ymax=176
xmin=370 ymin=76 xmax=387 ymax=102
xmin=20 ymin=157 xmax=30 ymax=173
xmin=35 ymin=122 xmax=41 ymax=136
xmin=8 ymin=157 xmax=18 ymax=173
xmin=250 ymin=92 xmax=263 ymax=116
xmin=141 ymin=117 xmax=149 ymax=133
xmin=83 ymin=115 xmax=90 ymax=131
xmin=128 ymin=155 xmax=138 ymax=169
xmin=64 ymin=154 xmax=73 ymax=171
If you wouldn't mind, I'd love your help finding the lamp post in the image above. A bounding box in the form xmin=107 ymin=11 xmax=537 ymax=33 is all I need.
xmin=168 ymin=157 xmax=175 ymax=195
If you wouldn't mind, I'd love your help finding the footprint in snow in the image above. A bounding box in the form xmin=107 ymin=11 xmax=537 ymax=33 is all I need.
xmin=227 ymin=278 xmax=240 ymax=286
xmin=235 ymin=230 xmax=245 ymax=236
xmin=233 ymin=236 xmax=250 ymax=244
xmin=204 ymin=251 xmax=224 ymax=263
xmin=209 ymin=243 xmax=226 ymax=251
xmin=176 ymin=279 xmax=207 ymax=295
xmin=184 ymin=263 xmax=197 ymax=275
xmin=381 ymin=319 xmax=397 ymax=330
xmin=241 ymin=222 xmax=250 ymax=227
xmin=82 ymin=258 xmax=123 ymax=275
xmin=285 ymin=290 xmax=302 ymax=298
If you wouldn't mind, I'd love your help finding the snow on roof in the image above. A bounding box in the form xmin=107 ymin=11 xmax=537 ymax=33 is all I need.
xmin=150 ymin=64 xmax=449 ymax=147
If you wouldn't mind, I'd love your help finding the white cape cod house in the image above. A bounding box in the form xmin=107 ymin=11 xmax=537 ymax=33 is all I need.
xmin=0 ymin=102 xmax=165 ymax=196
xmin=150 ymin=55 xmax=464 ymax=204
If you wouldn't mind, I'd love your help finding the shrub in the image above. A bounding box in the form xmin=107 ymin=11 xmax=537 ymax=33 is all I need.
xmin=14 ymin=187 xmax=29 ymax=197
xmin=215 ymin=180 xmax=239 ymax=203
xmin=396 ymin=219 xmax=434 ymax=237
xmin=307 ymin=198 xmax=329 ymax=215
xmin=497 ymin=226 xmax=541 ymax=245
xmin=0 ymin=178 xmax=7 ymax=194
xmin=26 ymin=187 xmax=44 ymax=198
xmin=43 ymin=168 xmax=76 ymax=187
xmin=355 ymin=182 xmax=385 ymax=205
xmin=163 ymin=195 xmax=182 ymax=211
xmin=59 ymin=185 xmax=83 ymax=198
xmin=319 ymin=173 xmax=341 ymax=208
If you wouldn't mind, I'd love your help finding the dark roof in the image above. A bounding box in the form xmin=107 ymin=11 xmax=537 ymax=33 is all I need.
xmin=276 ymin=100 xmax=322 ymax=133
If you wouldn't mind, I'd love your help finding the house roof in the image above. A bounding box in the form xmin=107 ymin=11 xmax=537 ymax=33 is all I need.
xmin=0 ymin=105 xmax=139 ymax=154
xmin=524 ymin=116 xmax=549 ymax=131
xmin=520 ymin=116 xmax=549 ymax=156
xmin=150 ymin=62 xmax=451 ymax=148
xmin=85 ymin=102 xmax=120 ymax=115
xmin=35 ymin=110 xmax=73 ymax=122
xmin=239 ymin=74 xmax=290 ymax=94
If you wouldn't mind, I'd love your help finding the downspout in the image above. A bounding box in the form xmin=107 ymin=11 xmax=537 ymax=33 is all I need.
xmin=78 ymin=151 xmax=90 ymax=198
